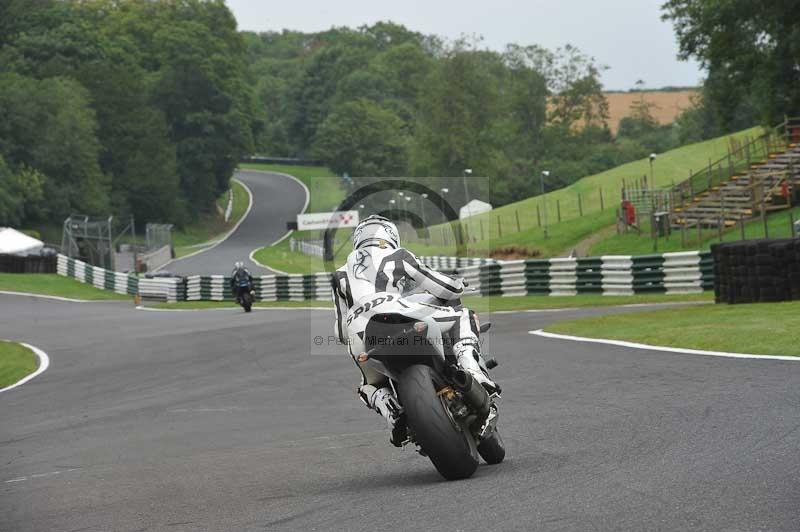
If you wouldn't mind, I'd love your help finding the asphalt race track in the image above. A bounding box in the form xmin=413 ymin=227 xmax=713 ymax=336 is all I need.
xmin=164 ymin=169 xmax=308 ymax=276
xmin=2 ymin=295 xmax=799 ymax=531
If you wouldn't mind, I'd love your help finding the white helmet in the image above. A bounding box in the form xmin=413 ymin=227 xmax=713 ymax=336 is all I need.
xmin=352 ymin=215 xmax=400 ymax=250
xmin=234 ymin=261 xmax=244 ymax=270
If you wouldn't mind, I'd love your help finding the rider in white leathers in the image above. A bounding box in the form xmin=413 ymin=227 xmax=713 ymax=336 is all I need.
xmin=332 ymin=215 xmax=497 ymax=446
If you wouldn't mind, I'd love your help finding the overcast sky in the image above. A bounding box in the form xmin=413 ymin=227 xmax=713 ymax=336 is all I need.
xmin=226 ymin=0 xmax=703 ymax=91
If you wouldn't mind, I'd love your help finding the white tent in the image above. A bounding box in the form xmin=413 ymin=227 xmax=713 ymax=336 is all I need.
xmin=459 ymin=199 xmax=493 ymax=220
xmin=0 ymin=227 xmax=44 ymax=255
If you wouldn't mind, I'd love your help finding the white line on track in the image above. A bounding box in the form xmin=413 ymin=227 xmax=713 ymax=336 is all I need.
xmin=4 ymin=468 xmax=78 ymax=484
xmin=0 ymin=290 xmax=113 ymax=303
xmin=0 ymin=342 xmax=51 ymax=393
xmin=529 ymin=329 xmax=799 ymax=361
xmin=157 ymin=177 xmax=254 ymax=271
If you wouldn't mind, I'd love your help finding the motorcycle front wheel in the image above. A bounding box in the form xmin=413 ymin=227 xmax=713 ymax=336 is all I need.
xmin=241 ymin=292 xmax=252 ymax=312
xmin=398 ymin=364 xmax=478 ymax=480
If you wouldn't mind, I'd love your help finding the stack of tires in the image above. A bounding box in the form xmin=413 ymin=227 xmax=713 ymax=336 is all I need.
xmin=712 ymin=239 xmax=800 ymax=304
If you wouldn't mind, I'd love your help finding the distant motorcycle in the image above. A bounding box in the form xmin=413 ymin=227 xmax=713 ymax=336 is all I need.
xmin=236 ymin=278 xmax=254 ymax=312
xmin=346 ymin=291 xmax=504 ymax=480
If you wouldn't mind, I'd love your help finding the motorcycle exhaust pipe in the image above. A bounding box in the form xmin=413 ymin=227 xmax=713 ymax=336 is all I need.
xmin=451 ymin=369 xmax=490 ymax=419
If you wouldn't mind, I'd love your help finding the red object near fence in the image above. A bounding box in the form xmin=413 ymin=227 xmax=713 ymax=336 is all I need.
xmin=621 ymin=200 xmax=636 ymax=225
xmin=790 ymin=125 xmax=800 ymax=144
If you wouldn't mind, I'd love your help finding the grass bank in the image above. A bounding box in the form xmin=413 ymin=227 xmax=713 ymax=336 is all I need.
xmin=545 ymin=300 xmax=800 ymax=356
xmin=0 ymin=340 xmax=39 ymax=388
xmin=424 ymin=126 xmax=762 ymax=256
xmin=0 ymin=273 xmax=129 ymax=300
xmin=251 ymin=235 xmax=354 ymax=274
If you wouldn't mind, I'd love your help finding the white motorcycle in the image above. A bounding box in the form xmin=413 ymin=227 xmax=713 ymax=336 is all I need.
xmin=346 ymin=291 xmax=505 ymax=480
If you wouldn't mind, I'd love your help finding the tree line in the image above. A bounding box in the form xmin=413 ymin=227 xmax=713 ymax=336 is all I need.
xmin=0 ymin=0 xmax=257 ymax=230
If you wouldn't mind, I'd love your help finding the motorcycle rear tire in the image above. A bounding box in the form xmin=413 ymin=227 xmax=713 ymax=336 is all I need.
xmin=398 ymin=364 xmax=478 ymax=480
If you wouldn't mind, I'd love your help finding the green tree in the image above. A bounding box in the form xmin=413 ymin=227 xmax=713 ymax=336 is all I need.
xmin=0 ymin=157 xmax=47 ymax=226
xmin=312 ymin=99 xmax=408 ymax=177
xmin=662 ymin=0 xmax=800 ymax=127
xmin=0 ymin=73 xmax=108 ymax=219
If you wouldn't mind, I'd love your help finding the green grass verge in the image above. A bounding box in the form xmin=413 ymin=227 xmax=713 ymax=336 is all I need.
xmin=462 ymin=292 xmax=712 ymax=312
xmin=172 ymin=179 xmax=250 ymax=258
xmin=545 ymin=300 xmax=800 ymax=356
xmin=0 ymin=273 xmax=129 ymax=300
xmin=253 ymin=211 xmax=618 ymax=274
xmin=406 ymin=209 xmax=617 ymax=258
xmin=251 ymin=235 xmax=354 ymax=274
xmin=238 ymin=163 xmax=343 ymax=212
xmin=423 ymin=126 xmax=762 ymax=256
xmin=0 ymin=340 xmax=39 ymax=388
xmin=589 ymin=206 xmax=800 ymax=256
xmin=151 ymin=292 xmax=711 ymax=311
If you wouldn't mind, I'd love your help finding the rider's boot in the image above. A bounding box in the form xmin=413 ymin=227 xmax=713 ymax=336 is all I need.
xmin=360 ymin=385 xmax=407 ymax=447
xmin=454 ymin=341 xmax=499 ymax=394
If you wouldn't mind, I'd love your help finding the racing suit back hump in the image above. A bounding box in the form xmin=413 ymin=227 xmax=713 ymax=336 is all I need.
xmin=332 ymin=246 xmax=464 ymax=346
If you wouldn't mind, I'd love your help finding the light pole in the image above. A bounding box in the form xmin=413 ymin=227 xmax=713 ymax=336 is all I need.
xmin=463 ymin=168 xmax=472 ymax=207
xmin=440 ymin=188 xmax=449 ymax=223
xmin=649 ymin=153 xmax=657 ymax=188
xmin=420 ymin=193 xmax=428 ymax=226
xmin=541 ymin=171 xmax=549 ymax=239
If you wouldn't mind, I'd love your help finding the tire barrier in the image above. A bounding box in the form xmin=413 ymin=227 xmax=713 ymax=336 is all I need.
xmin=712 ymin=239 xmax=800 ymax=304
xmin=0 ymin=254 xmax=56 ymax=274
xmin=458 ymin=251 xmax=714 ymax=297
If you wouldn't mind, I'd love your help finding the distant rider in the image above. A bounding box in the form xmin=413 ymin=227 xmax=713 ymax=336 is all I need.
xmin=332 ymin=215 xmax=498 ymax=446
xmin=230 ymin=261 xmax=253 ymax=303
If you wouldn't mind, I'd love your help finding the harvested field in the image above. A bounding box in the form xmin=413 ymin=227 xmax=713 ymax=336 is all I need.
xmin=605 ymin=89 xmax=698 ymax=133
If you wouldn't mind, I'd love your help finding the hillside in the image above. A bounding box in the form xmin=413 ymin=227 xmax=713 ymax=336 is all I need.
xmin=406 ymin=125 xmax=762 ymax=258
xmin=251 ymin=125 xmax=764 ymax=273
